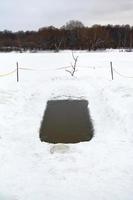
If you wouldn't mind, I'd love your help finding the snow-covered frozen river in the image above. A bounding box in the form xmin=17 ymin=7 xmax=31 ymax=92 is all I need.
xmin=0 ymin=51 xmax=133 ymax=200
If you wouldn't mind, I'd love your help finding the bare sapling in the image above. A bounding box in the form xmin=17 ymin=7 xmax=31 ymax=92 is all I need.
xmin=66 ymin=51 xmax=78 ymax=76
xmin=54 ymin=39 xmax=62 ymax=52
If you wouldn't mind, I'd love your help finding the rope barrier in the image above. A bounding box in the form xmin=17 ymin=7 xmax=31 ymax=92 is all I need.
xmin=1 ymin=65 xmax=133 ymax=80
xmin=19 ymin=66 xmax=71 ymax=71
xmin=113 ymin=67 xmax=133 ymax=79
xmin=0 ymin=69 xmax=17 ymax=77
xmin=19 ymin=66 xmax=96 ymax=71
xmin=19 ymin=67 xmax=35 ymax=71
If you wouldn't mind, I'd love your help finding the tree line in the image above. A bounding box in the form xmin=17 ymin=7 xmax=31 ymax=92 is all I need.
xmin=0 ymin=20 xmax=133 ymax=52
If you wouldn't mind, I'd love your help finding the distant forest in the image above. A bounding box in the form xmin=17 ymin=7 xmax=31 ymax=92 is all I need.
xmin=0 ymin=20 xmax=133 ymax=52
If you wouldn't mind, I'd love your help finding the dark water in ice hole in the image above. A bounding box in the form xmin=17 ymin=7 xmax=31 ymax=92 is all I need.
xmin=39 ymin=100 xmax=94 ymax=143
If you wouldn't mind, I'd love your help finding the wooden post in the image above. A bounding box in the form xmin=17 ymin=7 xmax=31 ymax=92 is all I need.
xmin=110 ymin=61 xmax=114 ymax=80
xmin=17 ymin=62 xmax=19 ymax=82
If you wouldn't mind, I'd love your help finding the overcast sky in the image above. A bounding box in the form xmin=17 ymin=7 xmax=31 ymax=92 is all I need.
xmin=0 ymin=0 xmax=133 ymax=31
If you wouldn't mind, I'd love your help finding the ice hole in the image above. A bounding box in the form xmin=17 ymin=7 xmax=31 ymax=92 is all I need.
xmin=39 ymin=100 xmax=94 ymax=143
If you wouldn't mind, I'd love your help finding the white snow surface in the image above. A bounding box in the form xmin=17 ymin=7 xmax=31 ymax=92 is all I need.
xmin=0 ymin=51 xmax=133 ymax=200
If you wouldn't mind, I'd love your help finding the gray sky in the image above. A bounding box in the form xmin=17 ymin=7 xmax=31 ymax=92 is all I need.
xmin=0 ymin=0 xmax=133 ymax=31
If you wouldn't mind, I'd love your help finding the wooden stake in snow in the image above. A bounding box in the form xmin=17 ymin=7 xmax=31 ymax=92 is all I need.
xmin=17 ymin=62 xmax=19 ymax=82
xmin=110 ymin=61 xmax=114 ymax=80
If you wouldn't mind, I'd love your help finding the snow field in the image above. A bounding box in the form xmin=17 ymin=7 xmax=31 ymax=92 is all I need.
xmin=0 ymin=51 xmax=133 ymax=200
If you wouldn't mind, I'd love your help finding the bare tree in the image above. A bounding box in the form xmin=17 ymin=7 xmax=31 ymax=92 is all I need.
xmin=66 ymin=51 xmax=78 ymax=76
xmin=54 ymin=39 xmax=63 ymax=52
xmin=61 ymin=20 xmax=84 ymax=30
